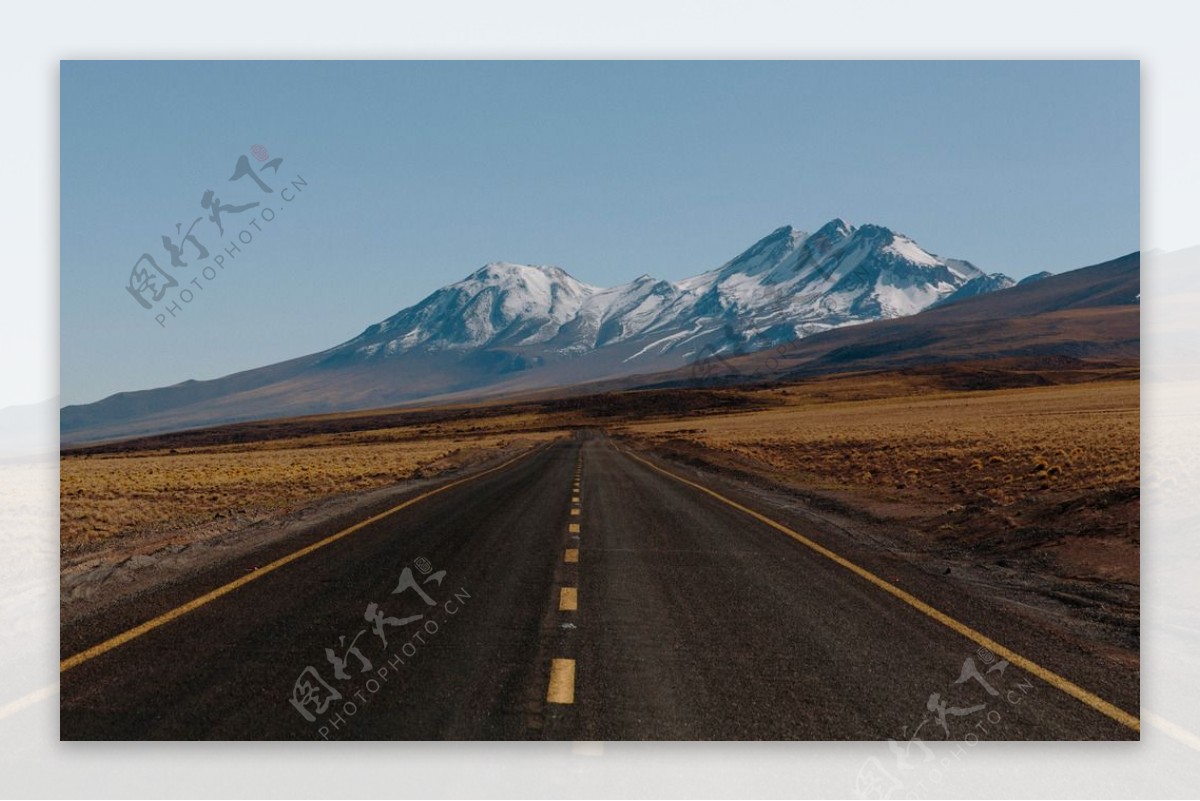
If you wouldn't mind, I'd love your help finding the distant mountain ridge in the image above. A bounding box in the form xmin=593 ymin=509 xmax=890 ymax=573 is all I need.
xmin=325 ymin=218 xmax=990 ymax=369
xmin=657 ymin=251 xmax=1140 ymax=386
xmin=931 ymin=272 xmax=1017 ymax=308
xmin=64 ymin=219 xmax=1031 ymax=443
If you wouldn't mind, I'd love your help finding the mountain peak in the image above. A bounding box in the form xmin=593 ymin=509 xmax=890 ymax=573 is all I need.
xmin=349 ymin=218 xmax=1007 ymax=366
xmin=930 ymin=271 xmax=1017 ymax=308
xmin=63 ymin=216 xmax=1055 ymax=442
xmin=744 ymin=224 xmax=809 ymax=254
xmin=462 ymin=262 xmax=598 ymax=296
xmin=814 ymin=217 xmax=855 ymax=239
xmin=707 ymin=224 xmax=808 ymax=283
xmin=766 ymin=224 xmax=795 ymax=237
xmin=1019 ymin=270 xmax=1054 ymax=286
xmin=852 ymin=222 xmax=897 ymax=242
xmin=472 ymin=261 xmax=565 ymax=279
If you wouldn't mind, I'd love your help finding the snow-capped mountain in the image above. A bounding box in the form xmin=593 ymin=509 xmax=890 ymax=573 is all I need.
xmin=62 ymin=218 xmax=1032 ymax=443
xmin=1019 ymin=271 xmax=1054 ymax=286
xmin=930 ymin=272 xmax=1017 ymax=309
xmin=327 ymin=218 xmax=1000 ymax=368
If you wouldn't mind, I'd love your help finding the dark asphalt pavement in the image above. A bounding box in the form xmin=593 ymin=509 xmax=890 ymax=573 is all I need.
xmin=60 ymin=433 xmax=1138 ymax=740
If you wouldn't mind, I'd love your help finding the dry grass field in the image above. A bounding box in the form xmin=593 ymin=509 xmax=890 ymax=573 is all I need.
xmin=60 ymin=413 xmax=562 ymax=554
xmin=622 ymin=380 xmax=1137 ymax=503
xmin=615 ymin=372 xmax=1139 ymax=586
xmin=61 ymin=364 xmax=1139 ymax=604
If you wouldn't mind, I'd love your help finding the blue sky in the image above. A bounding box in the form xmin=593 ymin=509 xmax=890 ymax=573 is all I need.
xmin=61 ymin=61 xmax=1138 ymax=406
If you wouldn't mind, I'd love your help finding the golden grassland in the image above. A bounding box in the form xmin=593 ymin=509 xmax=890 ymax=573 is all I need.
xmin=61 ymin=412 xmax=563 ymax=551
xmin=61 ymin=369 xmax=1139 ymax=589
xmin=616 ymin=379 xmax=1139 ymax=515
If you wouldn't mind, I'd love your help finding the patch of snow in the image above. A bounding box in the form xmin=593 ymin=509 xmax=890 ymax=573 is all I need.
xmin=622 ymin=324 xmax=703 ymax=362
xmin=883 ymin=235 xmax=942 ymax=267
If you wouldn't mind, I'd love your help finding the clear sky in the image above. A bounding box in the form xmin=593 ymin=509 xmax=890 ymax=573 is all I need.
xmin=61 ymin=60 xmax=1138 ymax=406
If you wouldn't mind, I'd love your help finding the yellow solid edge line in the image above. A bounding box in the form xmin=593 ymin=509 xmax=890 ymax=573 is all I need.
xmin=559 ymin=587 xmax=578 ymax=611
xmin=623 ymin=449 xmax=1141 ymax=734
xmin=568 ymin=523 xmax=580 ymax=533
xmin=564 ymin=548 xmax=579 ymax=563
xmin=60 ymin=444 xmax=548 ymax=674
xmin=547 ymin=658 xmax=576 ymax=704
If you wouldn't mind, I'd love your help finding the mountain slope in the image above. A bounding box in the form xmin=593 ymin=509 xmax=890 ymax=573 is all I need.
xmin=930 ymin=272 xmax=1017 ymax=308
xmin=62 ymin=219 xmax=1012 ymax=444
xmin=632 ymin=251 xmax=1139 ymax=386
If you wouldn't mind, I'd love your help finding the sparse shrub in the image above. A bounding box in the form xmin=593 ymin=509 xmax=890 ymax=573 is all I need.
xmin=985 ymin=487 xmax=1012 ymax=505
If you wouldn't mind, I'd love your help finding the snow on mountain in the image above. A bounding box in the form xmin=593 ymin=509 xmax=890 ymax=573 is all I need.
xmin=328 ymin=219 xmax=1010 ymax=368
xmin=1019 ymin=271 xmax=1054 ymax=286
xmin=335 ymin=262 xmax=598 ymax=357
xmin=930 ymin=272 xmax=1018 ymax=309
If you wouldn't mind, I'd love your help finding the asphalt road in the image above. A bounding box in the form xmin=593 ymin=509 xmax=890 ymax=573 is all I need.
xmin=60 ymin=433 xmax=1139 ymax=740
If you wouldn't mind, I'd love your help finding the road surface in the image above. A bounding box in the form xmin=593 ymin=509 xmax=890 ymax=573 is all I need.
xmin=60 ymin=433 xmax=1139 ymax=740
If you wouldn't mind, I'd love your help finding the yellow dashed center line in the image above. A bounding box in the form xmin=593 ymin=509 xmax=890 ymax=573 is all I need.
xmin=547 ymin=658 xmax=576 ymax=704
xmin=549 ymin=456 xmax=582 ymax=709
xmin=623 ymin=449 xmax=1141 ymax=734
